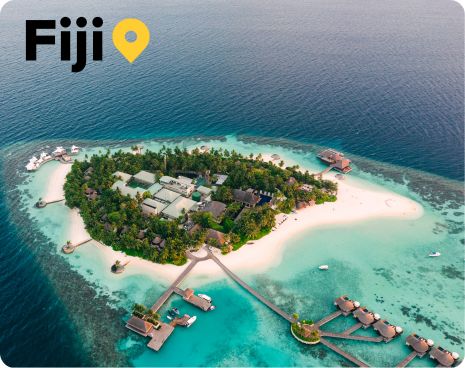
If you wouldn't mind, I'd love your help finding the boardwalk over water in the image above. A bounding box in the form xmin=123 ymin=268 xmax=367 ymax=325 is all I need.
xmin=396 ymin=351 xmax=418 ymax=368
xmin=206 ymin=248 xmax=295 ymax=323
xmin=150 ymin=258 xmax=199 ymax=312
xmin=320 ymin=331 xmax=383 ymax=342
xmin=320 ymin=338 xmax=369 ymax=367
xmin=315 ymin=310 xmax=342 ymax=327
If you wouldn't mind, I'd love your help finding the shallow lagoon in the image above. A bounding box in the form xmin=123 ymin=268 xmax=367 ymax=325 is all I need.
xmin=14 ymin=136 xmax=464 ymax=366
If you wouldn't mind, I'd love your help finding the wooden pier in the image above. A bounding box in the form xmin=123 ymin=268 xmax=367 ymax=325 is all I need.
xmin=320 ymin=338 xmax=369 ymax=367
xmin=35 ymin=198 xmax=65 ymax=208
xmin=150 ymin=258 xmax=199 ymax=312
xmin=320 ymin=330 xmax=383 ymax=342
xmin=396 ymin=351 xmax=418 ymax=368
xmin=62 ymin=238 xmax=92 ymax=254
xmin=315 ymin=310 xmax=342 ymax=327
xmin=342 ymin=322 xmax=363 ymax=335
xmin=206 ymin=247 xmax=295 ymax=323
xmin=147 ymin=323 xmax=175 ymax=351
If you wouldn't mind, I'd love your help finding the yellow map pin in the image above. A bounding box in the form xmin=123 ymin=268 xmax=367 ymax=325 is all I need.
xmin=112 ymin=18 xmax=150 ymax=63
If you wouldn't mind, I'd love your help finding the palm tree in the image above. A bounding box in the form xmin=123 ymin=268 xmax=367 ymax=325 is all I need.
xmin=292 ymin=313 xmax=299 ymax=321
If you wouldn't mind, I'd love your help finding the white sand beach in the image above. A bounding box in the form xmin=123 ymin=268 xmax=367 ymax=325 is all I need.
xmin=47 ymin=152 xmax=423 ymax=284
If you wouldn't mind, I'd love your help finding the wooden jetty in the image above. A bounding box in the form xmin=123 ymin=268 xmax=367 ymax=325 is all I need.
xmin=173 ymin=287 xmax=213 ymax=311
xmin=320 ymin=338 xmax=369 ymax=367
xmin=342 ymin=322 xmax=363 ymax=335
xmin=150 ymin=258 xmax=199 ymax=312
xmin=207 ymin=248 xmax=295 ymax=323
xmin=320 ymin=330 xmax=383 ymax=342
xmin=62 ymin=238 xmax=92 ymax=254
xmin=147 ymin=323 xmax=175 ymax=351
xmin=35 ymin=198 xmax=65 ymax=208
xmin=315 ymin=310 xmax=342 ymax=327
xmin=396 ymin=351 xmax=418 ymax=368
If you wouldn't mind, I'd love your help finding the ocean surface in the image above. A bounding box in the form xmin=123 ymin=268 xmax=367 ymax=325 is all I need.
xmin=0 ymin=0 xmax=463 ymax=366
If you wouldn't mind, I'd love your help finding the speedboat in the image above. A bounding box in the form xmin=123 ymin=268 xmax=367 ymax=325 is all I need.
xmin=186 ymin=315 xmax=197 ymax=327
xmin=319 ymin=265 xmax=329 ymax=270
xmin=198 ymin=294 xmax=212 ymax=302
xmin=208 ymin=305 xmax=216 ymax=311
xmin=166 ymin=315 xmax=172 ymax=320
xmin=168 ymin=307 xmax=180 ymax=317
xmin=429 ymin=251 xmax=441 ymax=257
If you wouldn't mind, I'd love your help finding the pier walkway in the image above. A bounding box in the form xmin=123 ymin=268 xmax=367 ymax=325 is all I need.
xmin=316 ymin=164 xmax=336 ymax=178
xmin=395 ymin=352 xmax=418 ymax=368
xmin=150 ymin=258 xmax=199 ymax=312
xmin=320 ymin=331 xmax=383 ymax=342
xmin=320 ymin=338 xmax=369 ymax=367
xmin=62 ymin=238 xmax=93 ymax=254
xmin=315 ymin=310 xmax=342 ymax=327
xmin=206 ymin=248 xmax=295 ymax=323
xmin=342 ymin=322 xmax=363 ymax=335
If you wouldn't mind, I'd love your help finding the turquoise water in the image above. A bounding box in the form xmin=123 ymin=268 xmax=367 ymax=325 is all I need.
xmin=10 ymin=136 xmax=463 ymax=367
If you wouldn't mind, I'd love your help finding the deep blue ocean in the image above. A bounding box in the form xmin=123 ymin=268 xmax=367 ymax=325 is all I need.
xmin=0 ymin=0 xmax=463 ymax=366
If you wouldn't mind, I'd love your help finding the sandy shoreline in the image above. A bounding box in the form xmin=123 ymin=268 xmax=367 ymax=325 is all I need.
xmin=46 ymin=152 xmax=423 ymax=284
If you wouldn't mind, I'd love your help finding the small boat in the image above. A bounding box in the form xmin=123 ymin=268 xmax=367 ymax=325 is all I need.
xmin=208 ymin=305 xmax=216 ymax=311
xmin=198 ymin=293 xmax=212 ymax=302
xmin=429 ymin=251 xmax=441 ymax=257
xmin=168 ymin=307 xmax=180 ymax=316
xmin=186 ymin=315 xmax=197 ymax=327
xmin=166 ymin=315 xmax=172 ymax=320
xmin=319 ymin=265 xmax=329 ymax=270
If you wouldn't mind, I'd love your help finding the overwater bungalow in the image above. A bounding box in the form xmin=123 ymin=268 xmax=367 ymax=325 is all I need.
xmin=429 ymin=346 xmax=460 ymax=367
xmin=126 ymin=316 xmax=154 ymax=337
xmin=372 ymin=319 xmax=403 ymax=342
xmin=317 ymin=149 xmax=352 ymax=173
xmin=406 ymin=334 xmax=434 ymax=356
xmin=334 ymin=295 xmax=360 ymax=316
xmin=52 ymin=146 xmax=66 ymax=157
xmin=353 ymin=307 xmax=379 ymax=328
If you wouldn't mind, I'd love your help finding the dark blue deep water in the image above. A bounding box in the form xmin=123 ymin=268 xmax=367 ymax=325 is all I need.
xmin=0 ymin=0 xmax=463 ymax=366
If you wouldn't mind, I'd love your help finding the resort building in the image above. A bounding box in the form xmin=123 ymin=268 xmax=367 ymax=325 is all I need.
xmin=133 ymin=170 xmax=157 ymax=186
xmin=126 ymin=316 xmax=154 ymax=337
xmin=429 ymin=346 xmax=460 ymax=367
xmin=317 ymin=149 xmax=352 ymax=173
xmin=113 ymin=171 xmax=132 ymax=183
xmin=161 ymin=196 xmax=197 ymax=220
xmin=151 ymin=236 xmax=166 ymax=251
xmin=154 ymin=188 xmax=181 ymax=204
xmin=233 ymin=188 xmax=260 ymax=208
xmin=334 ymin=295 xmax=360 ymax=316
xmin=159 ymin=175 xmax=195 ymax=197
xmin=112 ymin=180 xmax=146 ymax=198
xmin=300 ymin=184 xmax=313 ymax=192
xmin=353 ymin=307 xmax=378 ymax=328
xmin=147 ymin=183 xmax=163 ymax=196
xmin=214 ymin=174 xmax=228 ymax=185
xmin=197 ymin=185 xmax=212 ymax=199
xmin=206 ymin=228 xmax=226 ymax=246
xmin=406 ymin=334 xmax=434 ymax=356
xmin=141 ymin=198 xmax=168 ymax=216
xmin=203 ymin=201 xmax=227 ymax=222
xmin=373 ymin=320 xmax=403 ymax=342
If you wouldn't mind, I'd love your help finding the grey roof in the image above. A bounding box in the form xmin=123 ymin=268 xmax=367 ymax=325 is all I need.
xmin=203 ymin=201 xmax=226 ymax=220
xmin=133 ymin=170 xmax=156 ymax=185
xmin=147 ymin=183 xmax=163 ymax=196
xmin=162 ymin=196 xmax=197 ymax=219
xmin=197 ymin=186 xmax=212 ymax=196
xmin=142 ymin=198 xmax=168 ymax=215
xmin=113 ymin=171 xmax=132 ymax=183
xmin=154 ymin=188 xmax=181 ymax=203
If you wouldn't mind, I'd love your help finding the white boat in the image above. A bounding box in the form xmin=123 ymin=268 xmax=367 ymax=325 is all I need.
xmin=209 ymin=305 xmax=216 ymax=311
xmin=70 ymin=145 xmax=80 ymax=154
xmin=186 ymin=315 xmax=197 ymax=327
xmin=166 ymin=315 xmax=172 ymax=320
xmin=429 ymin=251 xmax=441 ymax=257
xmin=198 ymin=293 xmax=212 ymax=302
xmin=318 ymin=265 xmax=329 ymax=270
xmin=52 ymin=146 xmax=66 ymax=156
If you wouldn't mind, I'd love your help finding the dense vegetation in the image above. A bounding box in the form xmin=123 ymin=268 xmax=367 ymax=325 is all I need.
xmin=64 ymin=146 xmax=337 ymax=265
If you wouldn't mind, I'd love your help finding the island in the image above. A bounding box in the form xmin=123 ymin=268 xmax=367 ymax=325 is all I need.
xmin=63 ymin=146 xmax=337 ymax=265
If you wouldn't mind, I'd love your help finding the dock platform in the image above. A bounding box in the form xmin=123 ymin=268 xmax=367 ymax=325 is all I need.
xmin=174 ymin=287 xmax=212 ymax=311
xmin=320 ymin=337 xmax=369 ymax=367
xmin=147 ymin=323 xmax=175 ymax=351
xmin=396 ymin=351 xmax=418 ymax=368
